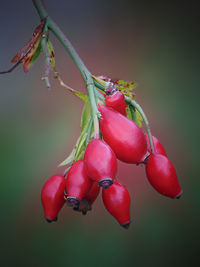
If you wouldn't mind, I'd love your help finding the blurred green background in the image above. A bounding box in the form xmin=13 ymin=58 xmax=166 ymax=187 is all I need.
xmin=0 ymin=0 xmax=199 ymax=266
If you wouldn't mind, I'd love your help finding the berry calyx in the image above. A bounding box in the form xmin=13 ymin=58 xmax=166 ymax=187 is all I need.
xmin=145 ymin=153 xmax=182 ymax=198
xmin=73 ymin=198 xmax=92 ymax=215
xmin=73 ymin=181 xmax=100 ymax=215
xmin=102 ymin=180 xmax=131 ymax=229
xmin=98 ymin=104 xmax=148 ymax=164
xmin=84 ymin=138 xmax=117 ymax=188
xmin=66 ymin=159 xmax=92 ymax=207
xmin=41 ymin=174 xmax=66 ymax=222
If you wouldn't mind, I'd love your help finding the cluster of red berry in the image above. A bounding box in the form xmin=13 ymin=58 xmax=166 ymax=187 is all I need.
xmin=41 ymin=89 xmax=182 ymax=229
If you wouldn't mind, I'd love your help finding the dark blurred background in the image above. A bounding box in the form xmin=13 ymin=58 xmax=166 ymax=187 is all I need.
xmin=0 ymin=0 xmax=199 ymax=266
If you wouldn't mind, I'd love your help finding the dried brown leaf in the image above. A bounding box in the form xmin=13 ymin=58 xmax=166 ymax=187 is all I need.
xmin=11 ymin=18 xmax=46 ymax=64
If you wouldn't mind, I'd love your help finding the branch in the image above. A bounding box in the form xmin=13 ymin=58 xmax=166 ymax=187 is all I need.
xmin=125 ymin=97 xmax=155 ymax=154
xmin=32 ymin=0 xmax=100 ymax=137
xmin=0 ymin=61 xmax=22 ymax=74
xmin=41 ymin=25 xmax=51 ymax=88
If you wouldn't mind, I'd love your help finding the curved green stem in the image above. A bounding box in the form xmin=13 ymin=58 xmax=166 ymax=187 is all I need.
xmin=32 ymin=0 xmax=99 ymax=137
xmin=41 ymin=23 xmax=51 ymax=87
xmin=125 ymin=96 xmax=155 ymax=154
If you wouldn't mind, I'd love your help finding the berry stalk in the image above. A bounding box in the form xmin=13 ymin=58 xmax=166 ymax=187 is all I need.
xmin=125 ymin=97 xmax=155 ymax=154
xmin=32 ymin=0 xmax=100 ymax=138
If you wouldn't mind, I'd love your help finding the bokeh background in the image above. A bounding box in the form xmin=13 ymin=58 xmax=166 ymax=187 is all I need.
xmin=0 ymin=0 xmax=199 ymax=266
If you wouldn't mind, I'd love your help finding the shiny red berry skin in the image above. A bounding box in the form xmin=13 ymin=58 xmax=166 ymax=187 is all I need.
xmin=84 ymin=138 xmax=117 ymax=188
xmin=66 ymin=160 xmax=92 ymax=207
xmin=145 ymin=134 xmax=167 ymax=157
xmin=105 ymin=91 xmax=127 ymax=116
xmin=98 ymin=104 xmax=148 ymax=164
xmin=41 ymin=175 xmax=66 ymax=222
xmin=145 ymin=153 xmax=182 ymax=198
xmin=85 ymin=181 xmax=100 ymax=205
xmin=102 ymin=180 xmax=131 ymax=229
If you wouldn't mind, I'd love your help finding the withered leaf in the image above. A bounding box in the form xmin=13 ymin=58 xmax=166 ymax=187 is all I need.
xmin=11 ymin=18 xmax=46 ymax=71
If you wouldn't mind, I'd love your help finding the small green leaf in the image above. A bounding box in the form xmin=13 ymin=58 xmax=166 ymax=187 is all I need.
xmin=75 ymin=132 xmax=87 ymax=160
xmin=31 ymin=43 xmax=42 ymax=63
xmin=126 ymin=106 xmax=132 ymax=120
xmin=81 ymin=98 xmax=91 ymax=131
xmin=58 ymin=148 xmax=76 ymax=167
xmin=85 ymin=118 xmax=93 ymax=146
xmin=126 ymin=105 xmax=137 ymax=122
xmin=22 ymin=42 xmax=42 ymax=72
xmin=126 ymin=104 xmax=142 ymax=127
xmin=113 ymin=79 xmax=138 ymax=99
xmin=135 ymin=109 xmax=143 ymax=128
xmin=46 ymin=39 xmax=55 ymax=69
xmin=57 ymin=75 xmax=88 ymax=101
xmin=74 ymin=91 xmax=88 ymax=102
xmin=58 ymin=114 xmax=91 ymax=167
xmin=76 ymin=152 xmax=84 ymax=161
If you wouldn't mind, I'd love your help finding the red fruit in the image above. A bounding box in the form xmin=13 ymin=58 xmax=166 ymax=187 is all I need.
xmin=145 ymin=134 xmax=167 ymax=156
xmin=85 ymin=181 xmax=100 ymax=205
xmin=105 ymin=91 xmax=127 ymax=116
xmin=73 ymin=182 xmax=100 ymax=215
xmin=145 ymin=153 xmax=182 ymax=198
xmin=102 ymin=180 xmax=131 ymax=229
xmin=98 ymin=104 xmax=148 ymax=164
xmin=84 ymin=138 xmax=117 ymax=188
xmin=66 ymin=160 xmax=92 ymax=207
xmin=41 ymin=175 xmax=66 ymax=222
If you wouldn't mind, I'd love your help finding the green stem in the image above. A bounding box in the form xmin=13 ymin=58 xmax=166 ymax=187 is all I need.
xmin=32 ymin=0 xmax=100 ymax=137
xmin=94 ymin=87 xmax=105 ymax=101
xmin=125 ymin=96 xmax=155 ymax=154
xmin=41 ymin=23 xmax=51 ymax=87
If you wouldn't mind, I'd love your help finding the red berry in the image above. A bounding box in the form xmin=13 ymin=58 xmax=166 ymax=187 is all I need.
xmin=102 ymin=180 xmax=131 ymax=229
xmin=105 ymin=91 xmax=127 ymax=116
xmin=41 ymin=175 xmax=66 ymax=222
xmin=73 ymin=181 xmax=100 ymax=215
xmin=145 ymin=134 xmax=167 ymax=156
xmin=84 ymin=181 xmax=100 ymax=205
xmin=66 ymin=159 xmax=92 ymax=207
xmin=145 ymin=153 xmax=182 ymax=198
xmin=98 ymin=104 xmax=148 ymax=164
xmin=84 ymin=138 xmax=117 ymax=188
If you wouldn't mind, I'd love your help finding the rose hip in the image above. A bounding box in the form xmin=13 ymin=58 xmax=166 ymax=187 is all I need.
xmin=105 ymin=91 xmax=127 ymax=116
xmin=41 ymin=174 xmax=66 ymax=222
xmin=102 ymin=180 xmax=131 ymax=229
xmin=85 ymin=181 xmax=100 ymax=205
xmin=84 ymin=138 xmax=117 ymax=188
xmin=145 ymin=153 xmax=182 ymax=198
xmin=66 ymin=159 xmax=92 ymax=207
xmin=98 ymin=104 xmax=148 ymax=164
xmin=145 ymin=134 xmax=167 ymax=156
